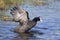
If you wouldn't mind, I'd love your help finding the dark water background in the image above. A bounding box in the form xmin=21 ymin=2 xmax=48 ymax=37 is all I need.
xmin=0 ymin=0 xmax=60 ymax=40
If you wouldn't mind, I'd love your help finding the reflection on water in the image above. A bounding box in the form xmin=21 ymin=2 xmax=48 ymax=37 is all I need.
xmin=12 ymin=32 xmax=33 ymax=40
xmin=0 ymin=0 xmax=60 ymax=40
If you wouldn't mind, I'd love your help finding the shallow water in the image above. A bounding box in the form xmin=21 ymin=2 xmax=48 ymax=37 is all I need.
xmin=0 ymin=0 xmax=60 ymax=40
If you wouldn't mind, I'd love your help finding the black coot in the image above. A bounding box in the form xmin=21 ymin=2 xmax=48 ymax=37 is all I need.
xmin=10 ymin=6 xmax=40 ymax=33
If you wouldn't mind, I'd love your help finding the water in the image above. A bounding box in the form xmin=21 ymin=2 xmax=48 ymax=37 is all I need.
xmin=0 ymin=0 xmax=60 ymax=40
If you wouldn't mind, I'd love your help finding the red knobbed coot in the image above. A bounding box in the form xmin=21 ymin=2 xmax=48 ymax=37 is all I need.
xmin=10 ymin=6 xmax=40 ymax=33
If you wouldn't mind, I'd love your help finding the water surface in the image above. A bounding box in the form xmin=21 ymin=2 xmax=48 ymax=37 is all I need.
xmin=0 ymin=0 xmax=60 ymax=40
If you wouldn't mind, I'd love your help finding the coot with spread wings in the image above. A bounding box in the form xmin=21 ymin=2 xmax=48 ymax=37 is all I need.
xmin=10 ymin=6 xmax=40 ymax=33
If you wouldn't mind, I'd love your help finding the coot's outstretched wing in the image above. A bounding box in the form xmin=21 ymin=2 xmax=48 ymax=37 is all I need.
xmin=10 ymin=5 xmax=29 ymax=23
